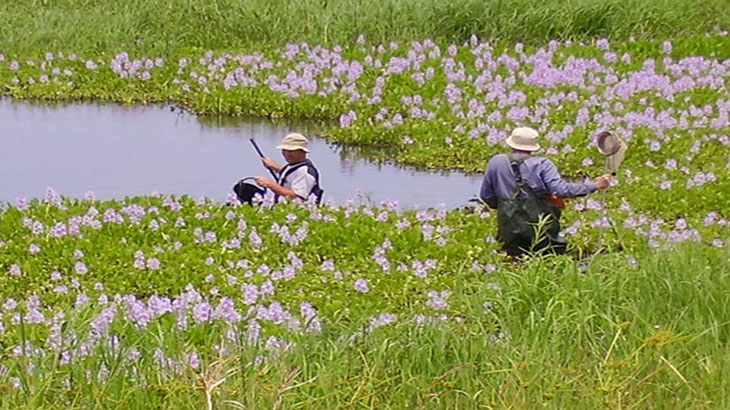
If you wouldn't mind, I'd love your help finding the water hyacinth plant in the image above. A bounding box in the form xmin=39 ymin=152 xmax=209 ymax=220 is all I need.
xmin=2 ymin=33 xmax=730 ymax=247
xmin=0 ymin=194 xmax=728 ymax=407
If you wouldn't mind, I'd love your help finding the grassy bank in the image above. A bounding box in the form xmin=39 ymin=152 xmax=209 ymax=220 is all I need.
xmin=0 ymin=0 xmax=729 ymax=54
xmin=0 ymin=195 xmax=728 ymax=408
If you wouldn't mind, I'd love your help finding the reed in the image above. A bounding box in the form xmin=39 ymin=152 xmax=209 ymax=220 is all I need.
xmin=0 ymin=0 xmax=727 ymax=53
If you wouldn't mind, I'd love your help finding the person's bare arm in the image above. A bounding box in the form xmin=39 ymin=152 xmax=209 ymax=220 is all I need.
xmin=261 ymin=157 xmax=283 ymax=173
xmin=254 ymin=176 xmax=298 ymax=199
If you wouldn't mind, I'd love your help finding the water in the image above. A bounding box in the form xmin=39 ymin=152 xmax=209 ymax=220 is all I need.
xmin=0 ymin=99 xmax=483 ymax=208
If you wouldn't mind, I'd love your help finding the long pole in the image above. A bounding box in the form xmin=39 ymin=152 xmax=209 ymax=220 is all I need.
xmin=598 ymin=157 xmax=609 ymax=252
xmin=249 ymin=139 xmax=279 ymax=180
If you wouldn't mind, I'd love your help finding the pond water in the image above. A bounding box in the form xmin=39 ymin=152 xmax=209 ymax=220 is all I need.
xmin=0 ymin=99 xmax=483 ymax=209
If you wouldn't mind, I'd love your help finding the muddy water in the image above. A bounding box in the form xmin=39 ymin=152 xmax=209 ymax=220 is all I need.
xmin=0 ymin=99 xmax=483 ymax=208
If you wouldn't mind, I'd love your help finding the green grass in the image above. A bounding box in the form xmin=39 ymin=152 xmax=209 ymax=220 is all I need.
xmin=0 ymin=0 xmax=728 ymax=54
xmin=1 ymin=232 xmax=727 ymax=408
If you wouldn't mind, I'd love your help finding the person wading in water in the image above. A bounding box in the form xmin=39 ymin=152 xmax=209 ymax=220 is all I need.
xmin=233 ymin=133 xmax=323 ymax=205
xmin=479 ymin=127 xmax=611 ymax=255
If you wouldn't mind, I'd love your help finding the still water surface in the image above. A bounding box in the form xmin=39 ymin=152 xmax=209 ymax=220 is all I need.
xmin=0 ymin=99 xmax=483 ymax=208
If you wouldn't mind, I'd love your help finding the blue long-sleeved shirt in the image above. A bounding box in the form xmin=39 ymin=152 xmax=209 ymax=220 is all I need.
xmin=479 ymin=153 xmax=597 ymax=209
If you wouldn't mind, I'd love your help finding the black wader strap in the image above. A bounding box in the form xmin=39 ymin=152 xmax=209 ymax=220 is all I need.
xmin=507 ymin=154 xmax=537 ymax=198
xmin=278 ymin=161 xmax=307 ymax=185
xmin=277 ymin=160 xmax=323 ymax=202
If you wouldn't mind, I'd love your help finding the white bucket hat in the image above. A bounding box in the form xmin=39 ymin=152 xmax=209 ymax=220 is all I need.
xmin=505 ymin=127 xmax=540 ymax=152
xmin=276 ymin=133 xmax=310 ymax=152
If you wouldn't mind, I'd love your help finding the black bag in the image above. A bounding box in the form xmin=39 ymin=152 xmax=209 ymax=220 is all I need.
xmin=232 ymin=178 xmax=265 ymax=205
xmin=497 ymin=156 xmax=564 ymax=255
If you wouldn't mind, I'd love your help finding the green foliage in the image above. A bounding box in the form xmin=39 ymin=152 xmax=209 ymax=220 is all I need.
xmin=0 ymin=0 xmax=728 ymax=54
xmin=0 ymin=197 xmax=728 ymax=408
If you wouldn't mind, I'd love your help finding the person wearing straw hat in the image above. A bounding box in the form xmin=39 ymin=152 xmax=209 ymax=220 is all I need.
xmin=479 ymin=127 xmax=611 ymax=255
xmin=251 ymin=133 xmax=323 ymax=203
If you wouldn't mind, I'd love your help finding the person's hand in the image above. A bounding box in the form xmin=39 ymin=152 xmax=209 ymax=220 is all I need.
xmin=254 ymin=176 xmax=273 ymax=188
xmin=261 ymin=157 xmax=278 ymax=170
xmin=593 ymin=174 xmax=612 ymax=190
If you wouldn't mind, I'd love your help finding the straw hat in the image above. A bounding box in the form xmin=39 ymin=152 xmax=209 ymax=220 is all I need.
xmin=276 ymin=133 xmax=310 ymax=152
xmin=505 ymin=127 xmax=540 ymax=152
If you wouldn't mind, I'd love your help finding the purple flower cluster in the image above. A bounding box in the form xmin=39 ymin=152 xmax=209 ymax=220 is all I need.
xmin=426 ymin=290 xmax=450 ymax=311
xmin=110 ymin=52 xmax=163 ymax=80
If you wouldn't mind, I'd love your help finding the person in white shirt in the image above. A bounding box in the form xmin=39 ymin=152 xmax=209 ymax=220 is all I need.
xmin=254 ymin=133 xmax=323 ymax=203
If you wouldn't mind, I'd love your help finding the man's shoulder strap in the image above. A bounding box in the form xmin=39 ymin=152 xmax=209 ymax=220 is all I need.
xmin=506 ymin=153 xmax=526 ymax=164
xmin=506 ymin=154 xmax=524 ymax=183
xmin=279 ymin=160 xmax=309 ymax=183
xmin=506 ymin=154 xmax=537 ymax=197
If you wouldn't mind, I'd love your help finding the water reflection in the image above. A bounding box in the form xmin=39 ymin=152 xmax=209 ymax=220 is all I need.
xmin=0 ymin=99 xmax=482 ymax=208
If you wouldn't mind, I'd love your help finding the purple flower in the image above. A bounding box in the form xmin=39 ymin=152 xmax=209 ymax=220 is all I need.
xmin=74 ymin=293 xmax=89 ymax=309
xmin=10 ymin=377 xmax=21 ymax=389
xmin=125 ymin=298 xmax=152 ymax=328
xmin=367 ymin=313 xmax=397 ymax=331
xmin=246 ymin=319 xmax=262 ymax=346
xmin=14 ymin=197 xmax=29 ymax=211
xmin=426 ymin=290 xmax=450 ymax=310
xmin=90 ymin=305 xmax=117 ymax=336
xmin=9 ymin=264 xmax=21 ymax=276
xmin=187 ymin=351 xmax=200 ymax=369
xmin=265 ymin=336 xmax=286 ymax=351
xmin=662 ymin=40 xmax=673 ymax=54
xmin=74 ymin=261 xmax=88 ymax=275
xmin=354 ymin=278 xmax=369 ymax=293
xmin=260 ymin=280 xmax=275 ymax=295
xmin=339 ymin=110 xmax=357 ymax=127
xmin=49 ymin=222 xmax=67 ymax=237
xmin=4 ymin=298 xmax=17 ymax=310
xmin=213 ymin=297 xmax=242 ymax=323
xmin=300 ymin=301 xmax=322 ymax=333
xmin=193 ymin=302 xmax=212 ymax=323
xmin=146 ymin=257 xmax=161 ymax=270
xmin=241 ymin=283 xmax=259 ymax=305
xmin=127 ymin=348 xmax=141 ymax=361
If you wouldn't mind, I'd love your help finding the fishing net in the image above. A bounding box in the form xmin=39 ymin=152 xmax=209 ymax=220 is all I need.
xmin=597 ymin=131 xmax=627 ymax=174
